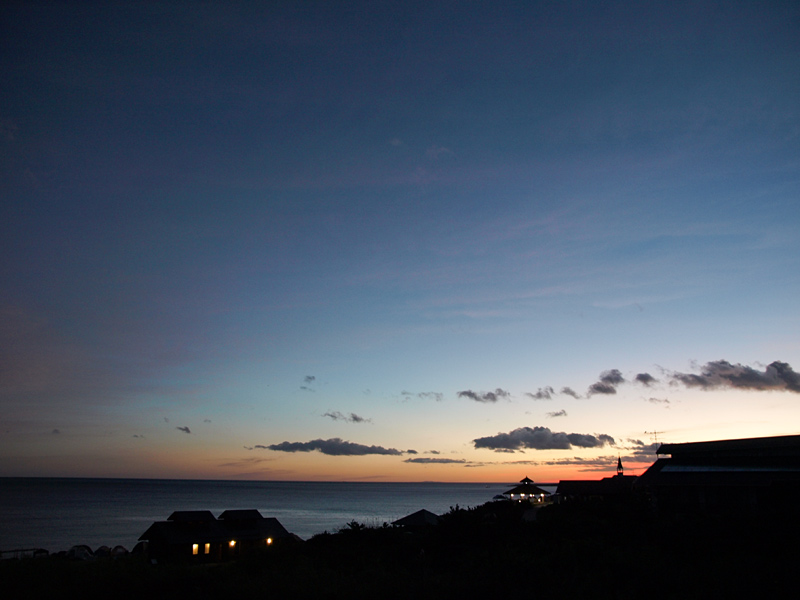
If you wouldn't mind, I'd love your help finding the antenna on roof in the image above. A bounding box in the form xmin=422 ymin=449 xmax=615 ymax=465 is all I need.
xmin=645 ymin=431 xmax=664 ymax=447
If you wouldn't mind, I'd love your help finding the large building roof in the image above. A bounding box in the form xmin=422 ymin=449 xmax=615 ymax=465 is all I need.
xmin=657 ymin=434 xmax=800 ymax=459
xmin=639 ymin=434 xmax=800 ymax=491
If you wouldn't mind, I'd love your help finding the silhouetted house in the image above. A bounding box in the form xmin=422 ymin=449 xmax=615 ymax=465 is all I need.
xmin=555 ymin=475 xmax=637 ymax=503
xmin=503 ymin=477 xmax=551 ymax=503
xmin=555 ymin=457 xmax=637 ymax=503
xmin=636 ymin=434 xmax=800 ymax=513
xmin=392 ymin=509 xmax=440 ymax=529
xmin=139 ymin=509 xmax=291 ymax=563
xmin=217 ymin=509 xmax=291 ymax=555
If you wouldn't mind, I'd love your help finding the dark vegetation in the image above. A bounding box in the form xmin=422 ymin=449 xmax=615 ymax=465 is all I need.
xmin=3 ymin=498 xmax=798 ymax=599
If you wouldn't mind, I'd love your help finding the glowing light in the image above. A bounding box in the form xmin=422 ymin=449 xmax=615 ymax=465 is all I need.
xmin=204 ymin=543 xmax=210 ymax=554
xmin=192 ymin=544 xmax=198 ymax=555
xmin=229 ymin=540 xmax=236 ymax=548
xmin=266 ymin=537 xmax=273 ymax=545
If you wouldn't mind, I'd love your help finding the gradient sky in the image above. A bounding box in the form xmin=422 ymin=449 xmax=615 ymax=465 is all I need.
xmin=2 ymin=1 xmax=799 ymax=482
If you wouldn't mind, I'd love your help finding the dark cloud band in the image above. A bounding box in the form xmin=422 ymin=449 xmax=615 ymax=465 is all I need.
xmin=670 ymin=360 xmax=800 ymax=393
xmin=404 ymin=457 xmax=467 ymax=464
xmin=473 ymin=426 xmax=615 ymax=451
xmin=259 ymin=438 xmax=401 ymax=456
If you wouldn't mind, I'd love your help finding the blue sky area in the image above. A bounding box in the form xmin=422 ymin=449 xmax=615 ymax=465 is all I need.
xmin=2 ymin=1 xmax=799 ymax=481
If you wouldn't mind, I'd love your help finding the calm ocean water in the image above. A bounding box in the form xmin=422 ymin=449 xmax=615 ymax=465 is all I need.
xmin=0 ymin=478 xmax=510 ymax=552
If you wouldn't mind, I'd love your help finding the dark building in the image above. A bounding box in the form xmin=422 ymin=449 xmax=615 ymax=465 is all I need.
xmin=139 ymin=509 xmax=292 ymax=563
xmin=392 ymin=509 xmax=441 ymax=529
xmin=636 ymin=434 xmax=800 ymax=513
xmin=555 ymin=475 xmax=638 ymax=503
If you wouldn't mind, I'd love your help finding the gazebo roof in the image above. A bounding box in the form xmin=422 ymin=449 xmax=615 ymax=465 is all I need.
xmin=504 ymin=483 xmax=550 ymax=496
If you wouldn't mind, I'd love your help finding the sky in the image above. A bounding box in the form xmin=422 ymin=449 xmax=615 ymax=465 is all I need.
xmin=1 ymin=1 xmax=799 ymax=483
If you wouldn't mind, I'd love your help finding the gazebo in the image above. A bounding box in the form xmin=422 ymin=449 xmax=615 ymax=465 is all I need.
xmin=503 ymin=477 xmax=550 ymax=503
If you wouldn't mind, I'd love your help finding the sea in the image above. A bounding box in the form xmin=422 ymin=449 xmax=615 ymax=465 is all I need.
xmin=0 ymin=478 xmax=512 ymax=553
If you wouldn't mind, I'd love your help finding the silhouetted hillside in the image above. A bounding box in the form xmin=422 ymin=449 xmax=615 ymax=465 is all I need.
xmin=3 ymin=497 xmax=798 ymax=599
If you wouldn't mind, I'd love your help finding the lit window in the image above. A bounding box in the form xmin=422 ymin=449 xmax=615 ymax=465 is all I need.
xmin=192 ymin=544 xmax=199 ymax=555
xmin=229 ymin=540 xmax=236 ymax=548
xmin=204 ymin=543 xmax=210 ymax=554
xmin=266 ymin=537 xmax=273 ymax=545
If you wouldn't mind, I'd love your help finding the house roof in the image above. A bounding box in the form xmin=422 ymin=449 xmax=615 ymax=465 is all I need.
xmin=140 ymin=510 xmax=291 ymax=543
xmin=139 ymin=521 xmax=211 ymax=544
xmin=556 ymin=475 xmax=637 ymax=496
xmin=168 ymin=510 xmax=216 ymax=522
xmin=218 ymin=509 xmax=264 ymax=521
xmin=637 ymin=458 xmax=800 ymax=488
xmin=220 ymin=516 xmax=290 ymax=541
xmin=392 ymin=509 xmax=440 ymax=528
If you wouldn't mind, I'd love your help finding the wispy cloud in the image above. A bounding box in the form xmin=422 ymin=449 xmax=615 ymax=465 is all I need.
xmin=322 ymin=411 xmax=372 ymax=424
xmin=217 ymin=456 xmax=276 ymax=469
xmin=257 ymin=438 xmax=402 ymax=456
xmin=176 ymin=426 xmax=191 ymax=434
xmin=646 ymin=397 xmax=670 ymax=406
xmin=457 ymin=388 xmax=510 ymax=403
xmin=401 ymin=390 xmax=444 ymax=402
xmin=560 ymin=387 xmax=581 ymax=399
xmin=473 ymin=426 xmax=615 ymax=451
xmin=425 ymin=145 xmax=453 ymax=160
xmin=546 ymin=409 xmax=567 ymax=418
xmin=538 ymin=455 xmax=621 ymax=469
xmin=526 ymin=386 xmax=554 ymax=400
